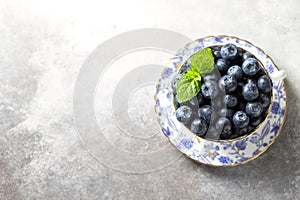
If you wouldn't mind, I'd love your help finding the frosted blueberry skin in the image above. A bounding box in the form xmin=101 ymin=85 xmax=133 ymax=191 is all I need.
xmin=258 ymin=75 xmax=272 ymax=93
xmin=176 ymin=105 xmax=193 ymax=124
xmin=191 ymin=118 xmax=208 ymax=136
xmin=219 ymin=75 xmax=238 ymax=93
xmin=224 ymin=94 xmax=238 ymax=108
xmin=242 ymin=82 xmax=259 ymax=101
xmin=198 ymin=105 xmax=212 ymax=124
xmin=227 ymin=65 xmax=245 ymax=81
xmin=220 ymin=43 xmax=239 ymax=60
xmin=242 ymin=58 xmax=261 ymax=76
xmin=245 ymin=102 xmax=263 ymax=117
xmin=201 ymin=81 xmax=219 ymax=99
xmin=216 ymin=58 xmax=230 ymax=73
xmin=216 ymin=117 xmax=232 ymax=134
xmin=233 ymin=111 xmax=250 ymax=128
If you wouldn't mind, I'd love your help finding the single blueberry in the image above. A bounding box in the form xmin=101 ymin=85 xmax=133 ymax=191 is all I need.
xmin=233 ymin=111 xmax=249 ymax=128
xmin=191 ymin=118 xmax=208 ymax=136
xmin=215 ymin=58 xmax=230 ymax=73
xmin=224 ymin=94 xmax=238 ymax=108
xmin=175 ymin=105 xmax=193 ymax=123
xmin=201 ymin=81 xmax=219 ymax=99
xmin=242 ymin=58 xmax=261 ymax=76
xmin=198 ymin=105 xmax=212 ymax=123
xmin=216 ymin=117 xmax=232 ymax=134
xmin=257 ymin=75 xmax=272 ymax=93
xmin=250 ymin=116 xmax=262 ymax=127
xmin=259 ymin=93 xmax=271 ymax=108
xmin=242 ymin=52 xmax=253 ymax=60
xmin=245 ymin=102 xmax=263 ymax=117
xmin=227 ymin=65 xmax=244 ymax=81
xmin=242 ymin=82 xmax=259 ymax=101
xmin=219 ymin=75 xmax=238 ymax=93
xmin=220 ymin=43 xmax=239 ymax=60
xmin=213 ymin=50 xmax=221 ymax=58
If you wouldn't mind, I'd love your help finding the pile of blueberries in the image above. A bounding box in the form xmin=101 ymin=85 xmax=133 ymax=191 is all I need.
xmin=172 ymin=43 xmax=272 ymax=140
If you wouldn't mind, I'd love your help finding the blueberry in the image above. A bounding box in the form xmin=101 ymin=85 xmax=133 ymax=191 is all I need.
xmin=201 ymin=81 xmax=219 ymax=99
xmin=242 ymin=52 xmax=253 ymax=60
xmin=216 ymin=117 xmax=232 ymax=134
xmin=216 ymin=58 xmax=229 ymax=73
xmin=218 ymin=108 xmax=234 ymax=118
xmin=198 ymin=105 xmax=212 ymax=123
xmin=259 ymin=93 xmax=271 ymax=108
xmin=220 ymin=43 xmax=239 ymax=60
xmin=176 ymin=105 xmax=193 ymax=123
xmin=242 ymin=82 xmax=259 ymax=101
xmin=250 ymin=116 xmax=262 ymax=127
xmin=191 ymin=118 xmax=208 ymax=136
xmin=219 ymin=75 xmax=238 ymax=93
xmin=227 ymin=65 xmax=244 ymax=81
xmin=245 ymin=102 xmax=263 ymax=117
xmin=258 ymin=75 xmax=272 ymax=93
xmin=213 ymin=50 xmax=221 ymax=58
xmin=171 ymin=74 xmax=182 ymax=92
xmin=224 ymin=94 xmax=238 ymax=108
xmin=233 ymin=111 xmax=249 ymax=128
xmin=242 ymin=58 xmax=260 ymax=76
xmin=235 ymin=127 xmax=248 ymax=136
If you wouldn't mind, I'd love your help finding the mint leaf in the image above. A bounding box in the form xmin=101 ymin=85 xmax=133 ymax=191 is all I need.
xmin=176 ymin=70 xmax=201 ymax=103
xmin=191 ymin=48 xmax=214 ymax=75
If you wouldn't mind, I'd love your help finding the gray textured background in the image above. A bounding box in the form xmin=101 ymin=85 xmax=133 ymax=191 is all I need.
xmin=0 ymin=0 xmax=300 ymax=199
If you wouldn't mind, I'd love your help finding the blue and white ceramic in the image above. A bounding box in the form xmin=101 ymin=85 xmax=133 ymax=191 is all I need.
xmin=154 ymin=36 xmax=287 ymax=166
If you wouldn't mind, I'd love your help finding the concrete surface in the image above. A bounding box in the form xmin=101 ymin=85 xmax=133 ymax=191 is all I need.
xmin=0 ymin=0 xmax=300 ymax=199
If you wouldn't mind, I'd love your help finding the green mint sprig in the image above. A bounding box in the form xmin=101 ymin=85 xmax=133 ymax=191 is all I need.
xmin=176 ymin=48 xmax=215 ymax=103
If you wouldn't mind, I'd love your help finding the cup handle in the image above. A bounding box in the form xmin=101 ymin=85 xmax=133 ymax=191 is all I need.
xmin=269 ymin=70 xmax=286 ymax=82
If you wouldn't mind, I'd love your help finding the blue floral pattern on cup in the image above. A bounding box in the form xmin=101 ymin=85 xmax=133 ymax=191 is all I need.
xmin=155 ymin=36 xmax=287 ymax=166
